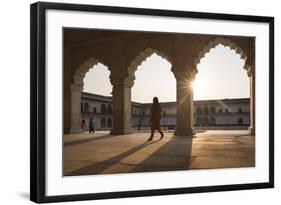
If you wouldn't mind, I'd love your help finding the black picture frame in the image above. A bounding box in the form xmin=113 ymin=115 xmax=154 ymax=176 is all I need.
xmin=30 ymin=2 xmax=274 ymax=203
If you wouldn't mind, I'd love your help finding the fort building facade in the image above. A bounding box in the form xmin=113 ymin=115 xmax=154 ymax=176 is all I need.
xmin=81 ymin=92 xmax=250 ymax=131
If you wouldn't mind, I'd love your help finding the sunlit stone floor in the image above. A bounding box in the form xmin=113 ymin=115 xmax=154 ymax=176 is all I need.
xmin=63 ymin=130 xmax=255 ymax=176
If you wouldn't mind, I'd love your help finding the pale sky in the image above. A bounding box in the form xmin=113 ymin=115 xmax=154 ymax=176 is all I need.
xmin=83 ymin=44 xmax=250 ymax=103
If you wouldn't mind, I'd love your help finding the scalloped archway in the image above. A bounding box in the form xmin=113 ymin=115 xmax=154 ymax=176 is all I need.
xmin=127 ymin=47 xmax=173 ymax=82
xmin=72 ymin=57 xmax=110 ymax=88
xmin=194 ymin=37 xmax=253 ymax=77
xmin=70 ymin=57 xmax=111 ymax=133
xmin=193 ymin=37 xmax=255 ymax=135
xmin=126 ymin=47 xmax=175 ymax=132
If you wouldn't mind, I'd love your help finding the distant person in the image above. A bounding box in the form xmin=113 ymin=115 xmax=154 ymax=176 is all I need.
xmin=80 ymin=119 xmax=87 ymax=131
xmin=137 ymin=118 xmax=142 ymax=130
xmin=89 ymin=118 xmax=95 ymax=134
xmin=147 ymin=97 xmax=164 ymax=141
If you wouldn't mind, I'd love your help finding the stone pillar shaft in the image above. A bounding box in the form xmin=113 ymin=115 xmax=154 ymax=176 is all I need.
xmin=110 ymin=78 xmax=133 ymax=135
xmin=248 ymin=74 xmax=255 ymax=135
xmin=247 ymin=39 xmax=255 ymax=136
xmin=70 ymin=84 xmax=83 ymax=133
xmin=174 ymin=72 xmax=194 ymax=136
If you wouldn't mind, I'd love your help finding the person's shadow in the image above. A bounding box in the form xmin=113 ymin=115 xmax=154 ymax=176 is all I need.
xmin=131 ymin=135 xmax=193 ymax=173
xmin=67 ymin=140 xmax=160 ymax=176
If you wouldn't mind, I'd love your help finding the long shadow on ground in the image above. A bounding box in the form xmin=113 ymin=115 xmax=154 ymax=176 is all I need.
xmin=64 ymin=134 xmax=118 ymax=147
xmin=131 ymin=136 xmax=193 ymax=173
xmin=66 ymin=140 xmax=161 ymax=176
xmin=66 ymin=135 xmax=194 ymax=176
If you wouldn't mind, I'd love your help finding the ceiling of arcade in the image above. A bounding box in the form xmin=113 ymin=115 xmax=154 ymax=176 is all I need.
xmin=64 ymin=28 xmax=255 ymax=79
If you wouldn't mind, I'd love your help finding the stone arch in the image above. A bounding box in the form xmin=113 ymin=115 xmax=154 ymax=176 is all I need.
xmin=203 ymin=117 xmax=209 ymax=126
xmin=101 ymin=104 xmax=106 ymax=114
xmin=120 ymin=47 xmax=174 ymax=135
xmin=194 ymin=37 xmax=252 ymax=77
xmin=210 ymin=106 xmax=216 ymax=114
xmin=195 ymin=117 xmax=202 ymax=126
xmin=203 ymin=106 xmax=209 ymax=114
xmin=210 ymin=117 xmax=216 ymax=125
xmin=127 ymin=47 xmax=173 ymax=81
xmin=196 ymin=106 xmax=202 ymax=114
xmin=72 ymin=57 xmax=110 ymax=89
xmin=70 ymin=57 xmax=110 ymax=133
xmin=101 ymin=118 xmax=106 ymax=128
xmin=237 ymin=117 xmax=243 ymax=125
xmin=193 ymin=37 xmax=255 ymax=135
xmin=107 ymin=104 xmax=112 ymax=114
xmin=84 ymin=103 xmax=89 ymax=113
xmin=107 ymin=118 xmax=112 ymax=128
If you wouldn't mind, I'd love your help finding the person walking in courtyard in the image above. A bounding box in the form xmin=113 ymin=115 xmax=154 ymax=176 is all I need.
xmin=147 ymin=97 xmax=164 ymax=141
xmin=89 ymin=118 xmax=95 ymax=134
xmin=80 ymin=119 xmax=87 ymax=131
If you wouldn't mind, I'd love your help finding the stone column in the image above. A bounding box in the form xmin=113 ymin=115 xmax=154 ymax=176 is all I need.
xmin=70 ymin=84 xmax=83 ymax=133
xmin=174 ymin=71 xmax=195 ymax=136
xmin=248 ymin=73 xmax=255 ymax=135
xmin=247 ymin=39 xmax=255 ymax=136
xmin=110 ymin=78 xmax=133 ymax=135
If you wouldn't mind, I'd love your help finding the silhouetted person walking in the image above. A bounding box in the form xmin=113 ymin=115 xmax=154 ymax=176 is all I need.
xmin=147 ymin=97 xmax=164 ymax=141
xmin=89 ymin=118 xmax=95 ymax=134
xmin=81 ymin=119 xmax=87 ymax=131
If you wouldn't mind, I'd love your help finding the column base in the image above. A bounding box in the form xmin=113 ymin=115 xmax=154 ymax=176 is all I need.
xmin=248 ymin=126 xmax=255 ymax=136
xmin=110 ymin=128 xmax=133 ymax=135
xmin=174 ymin=128 xmax=194 ymax=137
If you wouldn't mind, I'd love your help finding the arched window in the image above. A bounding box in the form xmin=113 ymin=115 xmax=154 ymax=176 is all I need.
xmin=93 ymin=107 xmax=97 ymax=113
xmin=107 ymin=104 xmax=112 ymax=114
xmin=203 ymin=117 xmax=209 ymax=126
xmin=196 ymin=106 xmax=202 ymax=114
xmin=203 ymin=106 xmax=209 ymax=114
xmin=163 ymin=110 xmax=166 ymax=116
xmin=107 ymin=118 xmax=112 ymax=128
xmin=101 ymin=104 xmax=106 ymax=113
xmin=237 ymin=118 xmax=243 ymax=125
xmin=238 ymin=108 xmax=242 ymax=113
xmin=81 ymin=102 xmax=84 ymax=113
xmin=225 ymin=108 xmax=229 ymax=113
xmin=196 ymin=117 xmax=202 ymax=126
xmin=210 ymin=106 xmax=216 ymax=114
xmin=84 ymin=103 xmax=89 ymax=113
xmin=210 ymin=117 xmax=216 ymax=125
xmin=101 ymin=118 xmax=106 ymax=128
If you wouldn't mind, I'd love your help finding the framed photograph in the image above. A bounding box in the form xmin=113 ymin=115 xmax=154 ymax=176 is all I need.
xmin=30 ymin=2 xmax=274 ymax=203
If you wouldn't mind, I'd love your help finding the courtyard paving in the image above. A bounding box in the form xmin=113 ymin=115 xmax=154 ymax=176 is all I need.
xmin=63 ymin=130 xmax=255 ymax=176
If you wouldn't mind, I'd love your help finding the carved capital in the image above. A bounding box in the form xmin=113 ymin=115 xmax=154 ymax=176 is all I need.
xmin=110 ymin=77 xmax=134 ymax=88
xmin=173 ymin=69 xmax=197 ymax=82
xmin=243 ymin=64 xmax=255 ymax=77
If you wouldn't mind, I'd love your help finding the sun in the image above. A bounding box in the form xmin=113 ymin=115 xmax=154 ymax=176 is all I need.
xmin=192 ymin=75 xmax=209 ymax=100
xmin=191 ymin=79 xmax=201 ymax=93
